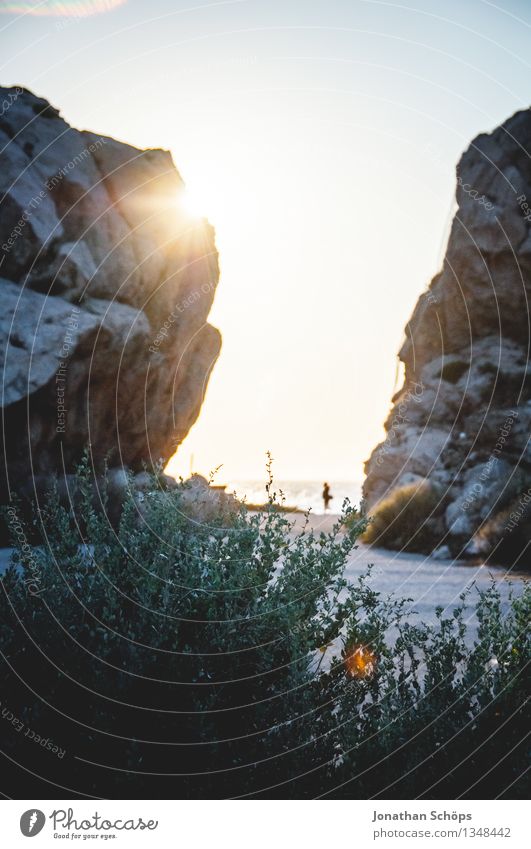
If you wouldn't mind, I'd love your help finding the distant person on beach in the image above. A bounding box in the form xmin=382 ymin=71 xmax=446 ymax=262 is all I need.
xmin=322 ymin=482 xmax=333 ymax=511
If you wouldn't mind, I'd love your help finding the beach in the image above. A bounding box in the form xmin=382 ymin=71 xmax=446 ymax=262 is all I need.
xmin=283 ymin=510 xmax=527 ymax=637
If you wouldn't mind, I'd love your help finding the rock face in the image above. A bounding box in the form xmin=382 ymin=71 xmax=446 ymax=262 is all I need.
xmin=0 ymin=87 xmax=220 ymax=500
xmin=363 ymin=109 xmax=531 ymax=561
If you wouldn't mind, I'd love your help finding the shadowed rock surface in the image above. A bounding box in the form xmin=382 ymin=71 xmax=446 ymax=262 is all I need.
xmin=363 ymin=108 xmax=531 ymax=563
xmin=0 ymin=87 xmax=220 ymax=500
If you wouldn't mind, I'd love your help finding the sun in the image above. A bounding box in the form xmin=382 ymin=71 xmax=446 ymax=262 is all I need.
xmin=175 ymin=183 xmax=210 ymax=221
xmin=179 ymin=187 xmax=205 ymax=219
xmin=169 ymin=171 xmax=237 ymax=232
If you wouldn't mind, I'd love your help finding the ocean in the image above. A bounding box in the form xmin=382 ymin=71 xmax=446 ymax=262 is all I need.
xmin=225 ymin=480 xmax=363 ymax=514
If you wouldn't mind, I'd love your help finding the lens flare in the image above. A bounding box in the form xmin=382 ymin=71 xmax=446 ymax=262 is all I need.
xmin=0 ymin=0 xmax=126 ymax=16
xmin=344 ymin=644 xmax=376 ymax=679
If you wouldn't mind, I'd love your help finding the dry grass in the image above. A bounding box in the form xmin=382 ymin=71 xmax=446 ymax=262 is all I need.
xmin=362 ymin=481 xmax=441 ymax=552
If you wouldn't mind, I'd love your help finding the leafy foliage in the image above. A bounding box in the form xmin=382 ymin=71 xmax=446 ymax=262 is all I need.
xmin=0 ymin=463 xmax=528 ymax=799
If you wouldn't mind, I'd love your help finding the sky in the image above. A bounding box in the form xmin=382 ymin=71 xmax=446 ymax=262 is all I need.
xmin=1 ymin=0 xmax=530 ymax=483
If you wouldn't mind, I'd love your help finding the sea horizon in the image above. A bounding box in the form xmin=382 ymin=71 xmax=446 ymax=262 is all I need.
xmin=224 ymin=479 xmax=363 ymax=514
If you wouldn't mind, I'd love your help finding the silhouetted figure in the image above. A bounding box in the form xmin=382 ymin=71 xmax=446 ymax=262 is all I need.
xmin=322 ymin=482 xmax=333 ymax=512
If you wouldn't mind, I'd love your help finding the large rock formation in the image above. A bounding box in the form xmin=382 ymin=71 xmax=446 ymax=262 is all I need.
xmin=363 ymin=108 xmax=531 ymax=563
xmin=0 ymin=87 xmax=220 ymax=501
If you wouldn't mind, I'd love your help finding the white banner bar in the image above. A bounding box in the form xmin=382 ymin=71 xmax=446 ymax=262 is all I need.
xmin=0 ymin=799 xmax=526 ymax=847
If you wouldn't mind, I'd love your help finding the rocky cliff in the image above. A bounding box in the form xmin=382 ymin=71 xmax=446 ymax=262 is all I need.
xmin=0 ymin=87 xmax=220 ymax=501
xmin=363 ymin=109 xmax=531 ymax=564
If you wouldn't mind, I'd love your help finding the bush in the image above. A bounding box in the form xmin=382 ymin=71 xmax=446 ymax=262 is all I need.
xmin=361 ymin=482 xmax=442 ymax=553
xmin=0 ymin=462 xmax=528 ymax=799
xmin=439 ymin=360 xmax=470 ymax=383
xmin=473 ymin=489 xmax=531 ymax=570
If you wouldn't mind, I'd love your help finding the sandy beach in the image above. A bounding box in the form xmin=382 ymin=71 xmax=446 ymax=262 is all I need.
xmin=282 ymin=510 xmax=526 ymax=635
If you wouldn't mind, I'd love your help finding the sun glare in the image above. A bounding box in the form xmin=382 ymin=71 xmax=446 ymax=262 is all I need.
xmin=173 ymin=171 xmax=238 ymax=228
xmin=344 ymin=645 xmax=376 ymax=679
xmin=175 ymin=182 xmax=212 ymax=222
xmin=179 ymin=188 xmax=204 ymax=219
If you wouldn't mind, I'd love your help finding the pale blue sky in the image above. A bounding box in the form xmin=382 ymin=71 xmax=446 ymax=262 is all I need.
xmin=1 ymin=0 xmax=530 ymax=481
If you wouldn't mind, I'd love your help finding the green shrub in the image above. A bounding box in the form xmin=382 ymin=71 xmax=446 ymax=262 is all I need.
xmin=439 ymin=360 xmax=470 ymax=383
xmin=361 ymin=482 xmax=442 ymax=553
xmin=0 ymin=462 xmax=528 ymax=799
xmin=474 ymin=489 xmax=531 ymax=570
